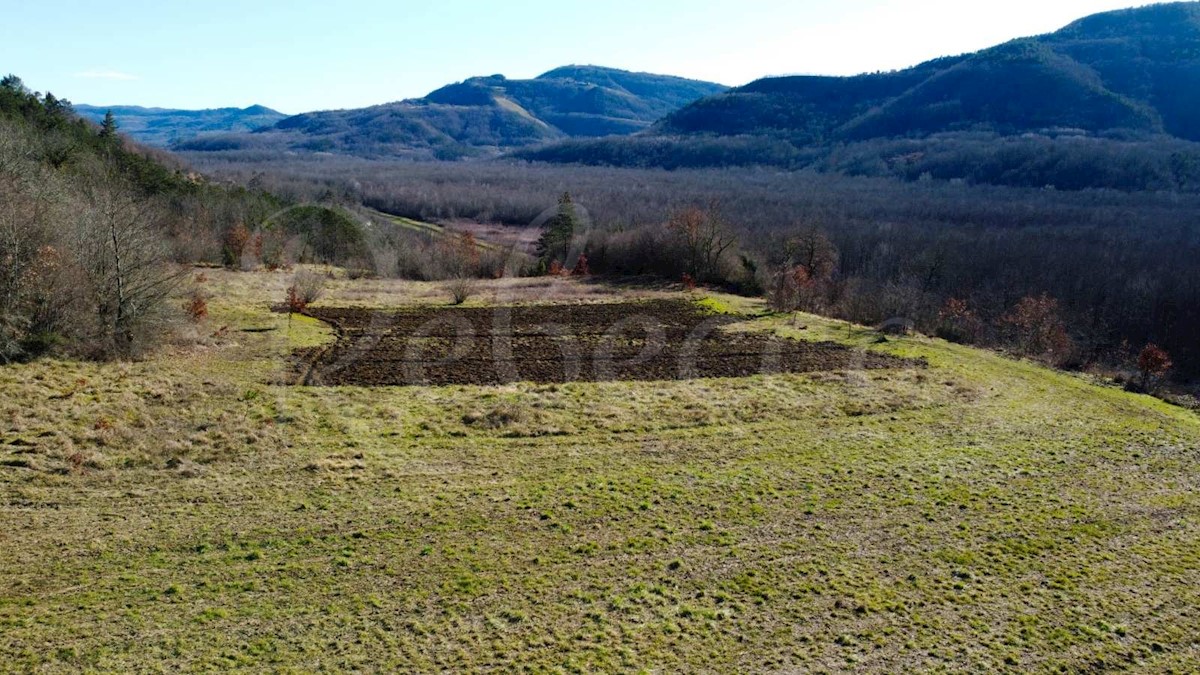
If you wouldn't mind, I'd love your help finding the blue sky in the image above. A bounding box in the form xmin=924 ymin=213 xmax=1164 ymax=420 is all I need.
xmin=1 ymin=0 xmax=1143 ymax=113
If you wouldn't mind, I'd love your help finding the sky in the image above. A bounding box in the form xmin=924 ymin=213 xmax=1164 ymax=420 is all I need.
xmin=0 ymin=0 xmax=1149 ymax=114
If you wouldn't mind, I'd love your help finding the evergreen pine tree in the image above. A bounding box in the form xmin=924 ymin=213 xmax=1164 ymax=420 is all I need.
xmin=43 ymin=92 xmax=71 ymax=119
xmin=99 ymin=110 xmax=118 ymax=140
xmin=536 ymin=192 xmax=577 ymax=268
xmin=0 ymin=74 xmax=25 ymax=93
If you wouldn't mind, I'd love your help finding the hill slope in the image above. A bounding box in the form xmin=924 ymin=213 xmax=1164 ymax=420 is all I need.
xmin=3 ymin=276 xmax=1199 ymax=670
xmin=519 ymin=3 xmax=1200 ymax=185
xmin=0 ymin=74 xmax=289 ymax=360
xmin=427 ymin=66 xmax=729 ymax=137
xmin=74 ymin=104 xmax=287 ymax=147
xmin=657 ymin=2 xmax=1198 ymax=142
xmin=175 ymin=66 xmax=726 ymax=159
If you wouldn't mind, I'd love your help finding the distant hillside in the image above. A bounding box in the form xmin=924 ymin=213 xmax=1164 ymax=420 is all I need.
xmin=659 ymin=3 xmax=1199 ymax=142
xmin=427 ymin=66 xmax=728 ymax=136
xmin=175 ymin=66 xmax=726 ymax=159
xmin=74 ymin=104 xmax=286 ymax=147
xmin=518 ymin=2 xmax=1200 ymax=189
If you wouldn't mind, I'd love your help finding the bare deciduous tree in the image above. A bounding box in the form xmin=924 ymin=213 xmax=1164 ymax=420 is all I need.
xmin=73 ymin=166 xmax=182 ymax=357
xmin=666 ymin=203 xmax=737 ymax=283
xmin=769 ymin=226 xmax=839 ymax=313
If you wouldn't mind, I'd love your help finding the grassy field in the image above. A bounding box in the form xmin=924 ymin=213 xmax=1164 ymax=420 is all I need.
xmin=1 ymin=269 xmax=1198 ymax=672
xmin=371 ymin=210 xmax=511 ymax=253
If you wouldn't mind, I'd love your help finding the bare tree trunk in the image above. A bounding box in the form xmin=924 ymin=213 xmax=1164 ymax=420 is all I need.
xmin=108 ymin=209 xmax=127 ymax=347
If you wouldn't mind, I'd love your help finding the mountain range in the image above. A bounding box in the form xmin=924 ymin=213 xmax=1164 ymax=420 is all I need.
xmin=74 ymin=104 xmax=286 ymax=147
xmin=85 ymin=2 xmax=1200 ymax=190
xmin=653 ymin=2 xmax=1200 ymax=143
xmin=515 ymin=2 xmax=1200 ymax=179
xmin=158 ymin=67 xmax=725 ymax=159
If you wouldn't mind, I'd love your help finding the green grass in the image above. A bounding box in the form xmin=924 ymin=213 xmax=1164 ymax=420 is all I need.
xmin=1 ymin=273 xmax=1198 ymax=672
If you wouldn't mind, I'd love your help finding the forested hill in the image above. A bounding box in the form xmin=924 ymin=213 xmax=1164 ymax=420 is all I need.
xmin=517 ymin=3 xmax=1200 ymax=190
xmin=74 ymin=104 xmax=287 ymax=147
xmin=173 ymin=66 xmax=726 ymax=159
xmin=425 ymin=66 xmax=728 ymax=136
xmin=0 ymin=74 xmax=286 ymax=361
xmin=0 ymin=77 xmax=195 ymax=197
xmin=658 ymin=2 xmax=1200 ymax=142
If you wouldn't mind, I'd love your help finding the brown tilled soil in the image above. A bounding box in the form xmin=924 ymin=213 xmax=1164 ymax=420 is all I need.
xmin=290 ymin=300 xmax=918 ymax=386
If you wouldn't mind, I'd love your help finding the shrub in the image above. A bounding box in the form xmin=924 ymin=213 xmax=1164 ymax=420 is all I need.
xmin=447 ymin=277 xmax=476 ymax=305
xmin=936 ymin=298 xmax=982 ymax=344
xmin=286 ymin=270 xmax=326 ymax=314
xmin=183 ymin=290 xmax=209 ymax=322
xmin=432 ymin=232 xmax=483 ymax=279
xmin=769 ymin=265 xmax=832 ymax=313
xmin=222 ymin=224 xmax=252 ymax=268
xmin=1001 ymin=294 xmax=1074 ymax=364
xmin=1137 ymin=343 xmax=1173 ymax=392
xmin=258 ymin=229 xmax=287 ymax=270
xmin=346 ymin=266 xmax=372 ymax=281
xmin=285 ymin=286 xmax=306 ymax=315
xmin=767 ymin=266 xmax=803 ymax=312
xmin=571 ymin=254 xmax=591 ymax=276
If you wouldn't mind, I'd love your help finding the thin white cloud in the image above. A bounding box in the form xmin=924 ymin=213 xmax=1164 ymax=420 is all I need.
xmin=73 ymin=69 xmax=139 ymax=81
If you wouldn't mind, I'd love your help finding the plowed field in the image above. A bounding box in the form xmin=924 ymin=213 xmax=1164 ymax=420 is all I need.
xmin=292 ymin=300 xmax=915 ymax=386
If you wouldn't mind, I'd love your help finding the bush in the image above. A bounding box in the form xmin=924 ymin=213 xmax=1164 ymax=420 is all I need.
xmin=286 ymin=270 xmax=326 ymax=313
xmin=223 ymin=224 xmax=252 ymax=268
xmin=1137 ymin=344 xmax=1173 ymax=392
xmin=571 ymin=254 xmax=591 ymax=276
xmin=183 ymin=290 xmax=209 ymax=322
xmin=447 ymin=277 xmax=477 ymax=305
xmin=767 ymin=229 xmax=838 ymax=313
xmin=1001 ymin=294 xmax=1074 ymax=364
xmin=936 ymin=298 xmax=982 ymax=344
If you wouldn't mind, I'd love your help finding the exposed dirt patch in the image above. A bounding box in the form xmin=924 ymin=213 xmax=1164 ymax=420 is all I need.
xmin=291 ymin=300 xmax=918 ymax=386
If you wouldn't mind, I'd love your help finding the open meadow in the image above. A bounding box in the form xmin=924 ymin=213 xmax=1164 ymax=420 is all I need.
xmin=2 ymin=269 xmax=1198 ymax=672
